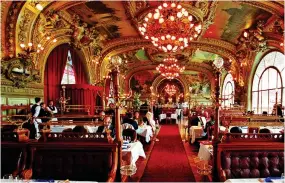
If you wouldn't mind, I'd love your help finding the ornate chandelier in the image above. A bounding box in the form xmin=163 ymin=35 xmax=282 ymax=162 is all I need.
xmin=156 ymin=57 xmax=185 ymax=79
xmin=138 ymin=2 xmax=202 ymax=52
xmin=165 ymin=84 xmax=177 ymax=96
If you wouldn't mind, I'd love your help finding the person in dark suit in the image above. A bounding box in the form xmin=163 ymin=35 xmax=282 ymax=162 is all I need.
xmin=123 ymin=112 xmax=138 ymax=130
xmin=97 ymin=116 xmax=115 ymax=137
xmin=140 ymin=101 xmax=149 ymax=116
xmin=189 ymin=112 xmax=199 ymax=126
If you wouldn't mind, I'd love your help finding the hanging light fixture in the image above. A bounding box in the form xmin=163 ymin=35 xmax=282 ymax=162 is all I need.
xmin=156 ymin=57 xmax=185 ymax=79
xmin=165 ymin=84 xmax=177 ymax=96
xmin=138 ymin=2 xmax=202 ymax=52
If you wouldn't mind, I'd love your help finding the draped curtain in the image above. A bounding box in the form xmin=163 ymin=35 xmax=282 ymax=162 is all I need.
xmin=44 ymin=44 xmax=88 ymax=104
xmin=65 ymin=84 xmax=103 ymax=115
xmin=70 ymin=49 xmax=87 ymax=84
xmin=44 ymin=44 xmax=69 ymax=103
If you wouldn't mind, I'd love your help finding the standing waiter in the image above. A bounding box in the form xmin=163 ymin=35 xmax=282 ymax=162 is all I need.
xmin=30 ymin=97 xmax=42 ymax=139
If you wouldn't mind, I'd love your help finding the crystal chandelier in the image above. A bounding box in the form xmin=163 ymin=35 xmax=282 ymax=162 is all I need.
xmin=156 ymin=57 xmax=185 ymax=79
xmin=165 ymin=84 xmax=177 ymax=96
xmin=138 ymin=2 xmax=202 ymax=52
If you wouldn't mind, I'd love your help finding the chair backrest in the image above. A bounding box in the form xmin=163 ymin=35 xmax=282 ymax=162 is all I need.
xmin=122 ymin=128 xmax=137 ymax=142
xmin=121 ymin=123 xmax=134 ymax=130
xmin=259 ymin=128 xmax=271 ymax=133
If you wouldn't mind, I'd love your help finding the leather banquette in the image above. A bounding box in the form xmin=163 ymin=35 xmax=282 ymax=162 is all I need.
xmin=218 ymin=142 xmax=284 ymax=181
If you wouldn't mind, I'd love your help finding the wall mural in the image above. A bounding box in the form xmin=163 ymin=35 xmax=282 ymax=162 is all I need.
xmin=184 ymin=72 xmax=211 ymax=96
xmin=130 ymin=71 xmax=156 ymax=98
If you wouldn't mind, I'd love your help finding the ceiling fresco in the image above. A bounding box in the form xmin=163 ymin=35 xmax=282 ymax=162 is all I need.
xmin=203 ymin=1 xmax=272 ymax=44
xmin=67 ymin=1 xmax=138 ymax=39
xmin=1 ymin=0 xmax=283 ymax=95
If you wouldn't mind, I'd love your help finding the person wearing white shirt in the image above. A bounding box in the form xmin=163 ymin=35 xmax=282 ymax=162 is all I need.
xmin=46 ymin=100 xmax=58 ymax=121
xmin=31 ymin=97 xmax=42 ymax=139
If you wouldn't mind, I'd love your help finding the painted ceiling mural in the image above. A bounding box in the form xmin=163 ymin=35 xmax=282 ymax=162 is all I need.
xmin=0 ymin=0 xmax=283 ymax=106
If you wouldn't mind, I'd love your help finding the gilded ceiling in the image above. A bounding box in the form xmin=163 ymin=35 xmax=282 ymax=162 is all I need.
xmin=1 ymin=1 xmax=284 ymax=92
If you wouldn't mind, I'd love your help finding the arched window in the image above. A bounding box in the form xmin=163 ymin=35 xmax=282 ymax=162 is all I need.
xmin=252 ymin=51 xmax=285 ymax=114
xmin=61 ymin=50 xmax=76 ymax=84
xmin=222 ymin=74 xmax=234 ymax=108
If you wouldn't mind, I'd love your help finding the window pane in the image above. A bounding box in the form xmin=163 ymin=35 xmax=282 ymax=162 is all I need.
xmin=260 ymin=69 xmax=269 ymax=90
xmin=260 ymin=90 xmax=268 ymax=113
xmin=61 ymin=50 xmax=76 ymax=84
xmin=252 ymin=92 xmax=258 ymax=113
xmin=268 ymin=68 xmax=277 ymax=89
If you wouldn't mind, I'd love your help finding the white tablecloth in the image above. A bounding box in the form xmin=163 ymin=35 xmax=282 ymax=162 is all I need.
xmin=225 ymin=178 xmax=265 ymax=183
xmin=189 ymin=126 xmax=204 ymax=144
xmin=136 ymin=125 xmax=153 ymax=143
xmin=51 ymin=125 xmax=99 ymax=133
xmin=228 ymin=126 xmax=284 ymax=134
xmin=159 ymin=114 xmax=178 ymax=122
xmin=122 ymin=141 xmax=146 ymax=165
xmin=198 ymin=143 xmax=213 ymax=161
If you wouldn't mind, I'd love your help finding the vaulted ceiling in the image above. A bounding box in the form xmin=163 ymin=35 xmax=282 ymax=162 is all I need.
xmin=1 ymin=1 xmax=284 ymax=93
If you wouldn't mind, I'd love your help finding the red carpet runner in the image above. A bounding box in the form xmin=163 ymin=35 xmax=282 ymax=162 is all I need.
xmin=140 ymin=125 xmax=195 ymax=182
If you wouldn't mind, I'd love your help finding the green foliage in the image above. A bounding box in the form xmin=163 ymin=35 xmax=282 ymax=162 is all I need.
xmin=133 ymin=92 xmax=141 ymax=110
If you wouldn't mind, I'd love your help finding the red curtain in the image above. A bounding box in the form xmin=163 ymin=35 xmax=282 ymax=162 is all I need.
xmin=44 ymin=44 xmax=69 ymax=103
xmin=64 ymin=84 xmax=103 ymax=115
xmin=70 ymin=49 xmax=87 ymax=84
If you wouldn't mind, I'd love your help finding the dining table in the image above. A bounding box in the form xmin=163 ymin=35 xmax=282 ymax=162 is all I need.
xmin=189 ymin=126 xmax=205 ymax=144
xmin=122 ymin=141 xmax=146 ymax=166
xmin=136 ymin=124 xmax=153 ymax=143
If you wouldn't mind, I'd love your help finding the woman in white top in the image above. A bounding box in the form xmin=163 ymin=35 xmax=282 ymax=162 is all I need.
xmin=145 ymin=112 xmax=159 ymax=141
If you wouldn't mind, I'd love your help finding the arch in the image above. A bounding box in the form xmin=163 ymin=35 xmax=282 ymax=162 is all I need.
xmin=251 ymin=51 xmax=285 ymax=114
xmin=39 ymin=37 xmax=91 ymax=84
xmin=152 ymin=75 xmax=189 ymax=96
xmin=222 ymin=73 xmax=235 ymax=108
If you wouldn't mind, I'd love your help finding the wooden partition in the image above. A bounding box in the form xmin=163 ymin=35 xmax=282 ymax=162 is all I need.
xmin=1 ymin=130 xmax=118 ymax=182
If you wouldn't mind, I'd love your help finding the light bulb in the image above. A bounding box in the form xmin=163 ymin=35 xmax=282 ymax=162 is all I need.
xmin=148 ymin=13 xmax=152 ymax=18
xmin=171 ymin=3 xmax=176 ymax=7
xmin=163 ymin=3 xmax=168 ymax=7
xmin=170 ymin=16 xmax=175 ymax=21
xmin=167 ymin=44 xmax=172 ymax=50
xmin=28 ymin=43 xmax=33 ymax=47
xmin=188 ymin=15 xmax=193 ymax=21
xmin=166 ymin=34 xmax=171 ymax=39
xmin=177 ymin=4 xmax=182 ymax=9
xmin=20 ymin=44 xmax=25 ymax=48
xmin=154 ymin=12 xmax=160 ymax=19
xmin=159 ymin=18 xmax=164 ymax=24
xmin=177 ymin=12 xmax=182 ymax=18
xmin=145 ymin=17 xmax=149 ymax=22
xmin=36 ymin=3 xmax=43 ymax=11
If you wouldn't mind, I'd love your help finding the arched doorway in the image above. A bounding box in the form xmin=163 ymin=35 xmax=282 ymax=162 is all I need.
xmin=157 ymin=79 xmax=184 ymax=105
xmin=44 ymin=44 xmax=88 ymax=103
